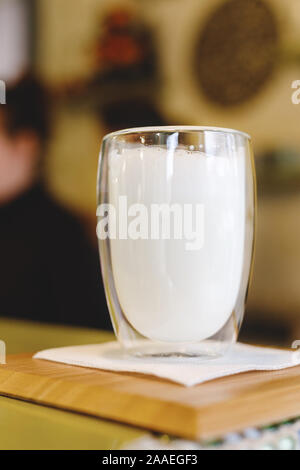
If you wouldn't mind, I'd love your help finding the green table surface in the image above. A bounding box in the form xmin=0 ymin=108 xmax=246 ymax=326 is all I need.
xmin=0 ymin=317 xmax=145 ymax=450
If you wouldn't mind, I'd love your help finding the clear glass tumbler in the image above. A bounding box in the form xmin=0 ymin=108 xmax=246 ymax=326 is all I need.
xmin=97 ymin=126 xmax=256 ymax=358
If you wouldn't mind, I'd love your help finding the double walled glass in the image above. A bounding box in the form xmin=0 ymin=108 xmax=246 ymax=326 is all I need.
xmin=97 ymin=127 xmax=256 ymax=358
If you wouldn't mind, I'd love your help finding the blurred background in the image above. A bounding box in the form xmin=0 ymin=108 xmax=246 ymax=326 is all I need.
xmin=1 ymin=0 xmax=300 ymax=346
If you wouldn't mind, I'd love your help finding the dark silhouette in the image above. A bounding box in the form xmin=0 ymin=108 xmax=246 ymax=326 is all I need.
xmin=0 ymin=76 xmax=111 ymax=329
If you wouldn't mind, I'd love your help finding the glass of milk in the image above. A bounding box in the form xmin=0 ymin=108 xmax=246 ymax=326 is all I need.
xmin=97 ymin=127 xmax=256 ymax=358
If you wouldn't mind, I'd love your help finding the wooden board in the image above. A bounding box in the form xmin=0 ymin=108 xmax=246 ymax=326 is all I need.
xmin=1 ymin=353 xmax=300 ymax=441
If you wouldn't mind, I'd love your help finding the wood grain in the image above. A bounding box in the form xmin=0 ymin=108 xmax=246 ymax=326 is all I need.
xmin=1 ymin=354 xmax=300 ymax=440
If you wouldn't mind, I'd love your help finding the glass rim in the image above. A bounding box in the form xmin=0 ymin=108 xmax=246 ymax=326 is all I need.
xmin=103 ymin=125 xmax=251 ymax=141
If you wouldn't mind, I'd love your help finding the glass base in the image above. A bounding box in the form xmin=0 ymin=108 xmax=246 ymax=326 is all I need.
xmin=123 ymin=339 xmax=230 ymax=361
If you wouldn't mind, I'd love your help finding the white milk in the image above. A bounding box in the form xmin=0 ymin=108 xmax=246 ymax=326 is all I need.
xmin=108 ymin=146 xmax=245 ymax=342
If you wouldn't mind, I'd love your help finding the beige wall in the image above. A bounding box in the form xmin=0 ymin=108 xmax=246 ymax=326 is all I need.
xmin=36 ymin=0 xmax=300 ymax=213
xmin=148 ymin=0 xmax=300 ymax=151
xmin=35 ymin=0 xmax=300 ymax=318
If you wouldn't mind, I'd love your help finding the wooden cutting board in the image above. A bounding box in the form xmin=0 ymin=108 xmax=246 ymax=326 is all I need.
xmin=1 ymin=353 xmax=300 ymax=441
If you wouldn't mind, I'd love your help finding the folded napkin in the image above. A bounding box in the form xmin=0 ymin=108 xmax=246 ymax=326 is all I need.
xmin=33 ymin=341 xmax=300 ymax=387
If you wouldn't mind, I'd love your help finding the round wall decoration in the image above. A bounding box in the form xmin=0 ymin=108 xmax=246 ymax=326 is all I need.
xmin=194 ymin=0 xmax=279 ymax=107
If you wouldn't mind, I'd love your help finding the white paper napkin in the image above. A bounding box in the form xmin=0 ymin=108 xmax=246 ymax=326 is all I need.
xmin=34 ymin=341 xmax=300 ymax=387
